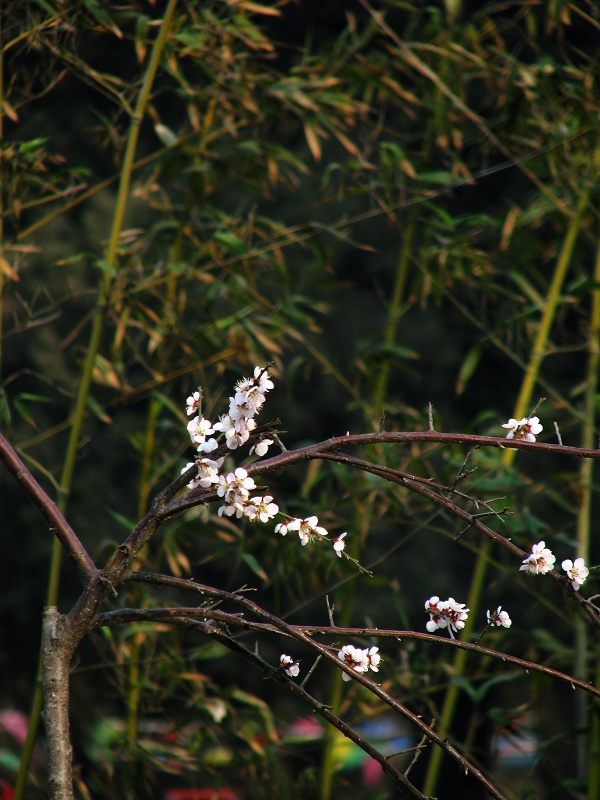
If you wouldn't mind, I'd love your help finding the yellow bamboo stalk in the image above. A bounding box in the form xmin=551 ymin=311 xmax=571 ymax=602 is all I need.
xmin=14 ymin=5 xmax=179 ymax=797
xmin=423 ymin=182 xmax=592 ymax=797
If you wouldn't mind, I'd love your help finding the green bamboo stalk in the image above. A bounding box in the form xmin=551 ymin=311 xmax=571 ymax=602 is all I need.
xmin=581 ymin=194 xmax=600 ymax=797
xmin=588 ymin=658 xmax=600 ymax=800
xmin=319 ymin=221 xmax=415 ymax=800
xmin=373 ymin=217 xmax=414 ymax=405
xmin=123 ymin=396 xmax=161 ymax=800
xmin=423 ymin=184 xmax=592 ymax=797
xmin=14 ymin=5 xmax=179 ymax=797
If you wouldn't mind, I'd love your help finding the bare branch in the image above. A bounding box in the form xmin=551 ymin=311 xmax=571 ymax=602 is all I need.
xmin=91 ymin=601 xmax=600 ymax=700
xmin=0 ymin=430 xmax=97 ymax=581
xmin=112 ymin=573 xmax=510 ymax=800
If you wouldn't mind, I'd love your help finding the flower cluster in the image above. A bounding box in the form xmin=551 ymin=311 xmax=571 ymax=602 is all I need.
xmin=215 ymin=367 xmax=274 ymax=452
xmin=520 ymin=542 xmax=590 ymax=591
xmin=519 ymin=541 xmax=556 ymax=575
xmin=425 ymin=596 xmax=469 ymax=637
xmin=487 ymin=606 xmax=512 ymax=628
xmin=502 ymin=416 xmax=543 ymax=443
xmin=280 ymin=654 xmax=300 ymax=678
xmin=186 ymin=367 xmax=274 ymax=455
xmin=182 ymin=369 xmax=347 ymax=556
xmin=337 ymin=645 xmax=381 ymax=682
xmin=216 ymin=467 xmax=258 ymax=518
xmin=182 ymin=368 xmax=276 ymax=497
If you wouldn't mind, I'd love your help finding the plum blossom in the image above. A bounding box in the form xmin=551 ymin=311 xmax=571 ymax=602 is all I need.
xmin=487 ymin=606 xmax=512 ymax=628
xmin=244 ymin=496 xmax=279 ymax=524
xmin=502 ymin=416 xmax=543 ymax=443
xmin=338 ymin=644 xmax=381 ymax=681
xmin=251 ymin=366 xmax=274 ymax=394
xmin=214 ymin=414 xmax=256 ymax=449
xmin=365 ymin=646 xmax=381 ymax=673
xmin=250 ymin=438 xmax=274 ymax=457
xmin=217 ymin=468 xmax=256 ymax=517
xmin=181 ymin=457 xmax=223 ymax=490
xmin=183 ymin=368 xmax=278 ymax=509
xmin=187 ymin=416 xmax=215 ymax=445
xmin=338 ymin=645 xmax=368 ymax=678
xmin=186 ymin=391 xmax=202 ymax=416
xmin=332 ymin=532 xmax=347 ymax=557
xmin=562 ymin=557 xmax=589 ymax=591
xmin=280 ymin=654 xmax=300 ymax=678
xmin=520 ymin=541 xmax=556 ymax=575
xmin=285 ymin=515 xmax=329 ymax=546
xmin=424 ymin=596 xmax=447 ymax=633
xmin=275 ymin=521 xmax=291 ymax=536
xmin=425 ymin=596 xmax=469 ymax=638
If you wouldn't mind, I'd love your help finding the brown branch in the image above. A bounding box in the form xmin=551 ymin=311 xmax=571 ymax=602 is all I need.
xmin=91 ymin=605 xmax=600 ymax=700
xmin=162 ymin=430 xmax=600 ymax=519
xmin=0 ymin=429 xmax=97 ymax=581
xmin=146 ymin=615 xmax=428 ymax=800
xmin=312 ymin=449 xmax=600 ymax=628
xmin=119 ymin=572 xmax=510 ymax=800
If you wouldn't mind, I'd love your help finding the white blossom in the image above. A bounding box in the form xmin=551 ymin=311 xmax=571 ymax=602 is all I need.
xmin=244 ymin=496 xmax=279 ymax=524
xmin=253 ymin=366 xmax=274 ymax=394
xmin=187 ymin=415 xmax=215 ymax=445
xmin=520 ymin=541 xmax=556 ymax=575
xmin=275 ymin=521 xmax=291 ymax=536
xmin=214 ymin=415 xmax=256 ymax=449
xmin=562 ymin=557 xmax=589 ymax=591
xmin=181 ymin=458 xmax=222 ymax=490
xmin=250 ymin=438 xmax=274 ymax=457
xmin=197 ymin=436 xmax=219 ymax=454
xmin=487 ymin=606 xmax=512 ymax=628
xmin=332 ymin=532 xmax=347 ymax=557
xmin=338 ymin=644 xmax=382 ymax=681
xmin=502 ymin=416 xmax=543 ymax=443
xmin=445 ymin=598 xmax=469 ymax=634
xmin=285 ymin=515 xmax=329 ymax=546
xmin=280 ymin=654 xmax=300 ymax=678
xmin=424 ymin=596 xmax=449 ymax=633
xmin=365 ymin=646 xmax=381 ymax=672
xmin=185 ymin=391 xmax=202 ymax=416
xmin=217 ymin=468 xmax=256 ymax=517
xmin=425 ymin=596 xmax=469 ymax=637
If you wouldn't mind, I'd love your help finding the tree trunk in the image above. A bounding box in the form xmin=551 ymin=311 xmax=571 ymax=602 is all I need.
xmin=41 ymin=606 xmax=76 ymax=800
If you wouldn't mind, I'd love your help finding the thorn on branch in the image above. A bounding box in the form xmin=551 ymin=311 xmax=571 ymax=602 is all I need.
xmin=428 ymin=402 xmax=435 ymax=431
xmin=554 ymin=421 xmax=563 ymax=445
xmin=272 ymin=433 xmax=287 ymax=452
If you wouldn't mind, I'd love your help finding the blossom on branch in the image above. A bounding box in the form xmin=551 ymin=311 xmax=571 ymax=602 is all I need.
xmin=502 ymin=416 xmax=543 ymax=443
xmin=520 ymin=541 xmax=556 ymax=575
xmin=487 ymin=606 xmax=512 ymax=628
xmin=187 ymin=415 xmax=215 ymax=445
xmin=562 ymin=557 xmax=589 ymax=591
xmin=185 ymin=391 xmax=202 ymax=416
xmin=280 ymin=654 xmax=300 ymax=678
xmin=217 ymin=468 xmax=256 ymax=517
xmin=425 ymin=596 xmax=469 ymax=637
xmin=332 ymin=531 xmax=347 ymax=557
xmin=285 ymin=515 xmax=329 ymax=546
xmin=250 ymin=437 xmax=274 ymax=457
xmin=181 ymin=457 xmax=223 ymax=490
xmin=338 ymin=644 xmax=381 ymax=681
xmin=244 ymin=496 xmax=279 ymax=523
